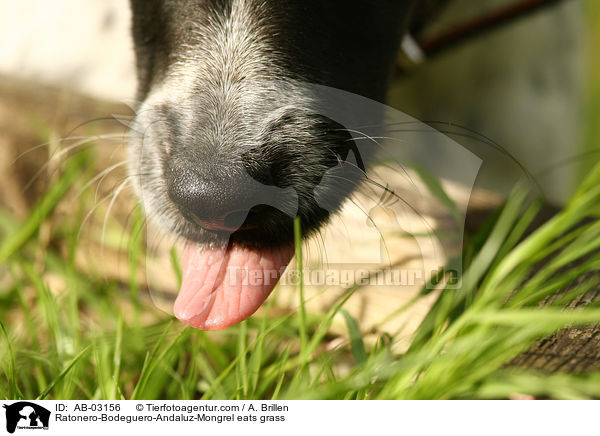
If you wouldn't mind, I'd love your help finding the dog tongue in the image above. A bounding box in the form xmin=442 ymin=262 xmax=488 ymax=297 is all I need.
xmin=174 ymin=243 xmax=294 ymax=330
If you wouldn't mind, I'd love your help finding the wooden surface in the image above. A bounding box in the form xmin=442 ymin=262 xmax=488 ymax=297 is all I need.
xmin=511 ymin=274 xmax=600 ymax=373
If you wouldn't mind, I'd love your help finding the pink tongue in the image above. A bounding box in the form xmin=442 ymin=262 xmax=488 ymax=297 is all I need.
xmin=174 ymin=243 xmax=294 ymax=330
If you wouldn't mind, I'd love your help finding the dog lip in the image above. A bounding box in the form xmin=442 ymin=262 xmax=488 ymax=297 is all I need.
xmin=201 ymin=220 xmax=258 ymax=232
xmin=183 ymin=209 xmax=258 ymax=232
xmin=200 ymin=221 xmax=238 ymax=232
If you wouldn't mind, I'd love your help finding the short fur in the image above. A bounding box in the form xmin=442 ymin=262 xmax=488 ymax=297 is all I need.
xmin=128 ymin=0 xmax=431 ymax=249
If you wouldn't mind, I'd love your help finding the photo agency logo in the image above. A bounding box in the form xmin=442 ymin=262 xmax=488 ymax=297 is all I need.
xmin=2 ymin=402 xmax=50 ymax=434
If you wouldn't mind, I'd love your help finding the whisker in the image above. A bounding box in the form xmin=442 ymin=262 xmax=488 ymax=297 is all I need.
xmin=348 ymin=197 xmax=392 ymax=267
xmin=23 ymin=137 xmax=127 ymax=192
xmin=77 ymin=187 xmax=123 ymax=242
xmin=50 ymin=136 xmax=127 ymax=162
xmin=11 ymin=133 xmax=125 ymax=165
xmin=66 ymin=115 xmax=133 ymax=133
xmin=349 ymin=116 xmax=540 ymax=176
xmin=350 ymin=174 xmax=444 ymax=265
xmin=94 ymin=164 xmax=129 ymax=203
xmin=340 ymin=128 xmax=420 ymax=192
xmin=535 ymin=148 xmax=600 ymax=179
xmin=374 ymin=183 xmax=400 ymax=209
xmin=77 ymin=161 xmax=128 ymax=197
xmin=102 ymin=179 xmax=131 ymax=252
xmin=317 ymin=227 xmax=329 ymax=266
xmin=320 ymin=170 xmax=429 ymax=258
xmin=347 ymin=119 xmax=543 ymax=197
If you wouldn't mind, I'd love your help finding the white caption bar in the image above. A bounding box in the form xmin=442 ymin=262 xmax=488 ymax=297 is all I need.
xmin=0 ymin=400 xmax=595 ymax=435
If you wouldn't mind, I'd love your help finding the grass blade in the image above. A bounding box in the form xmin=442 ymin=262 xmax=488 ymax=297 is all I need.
xmin=37 ymin=345 xmax=91 ymax=400
xmin=0 ymin=321 xmax=23 ymax=400
xmin=340 ymin=309 xmax=366 ymax=367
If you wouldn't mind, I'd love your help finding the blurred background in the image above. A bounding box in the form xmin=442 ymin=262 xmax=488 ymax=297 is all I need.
xmin=0 ymin=0 xmax=135 ymax=101
xmin=391 ymin=0 xmax=590 ymax=203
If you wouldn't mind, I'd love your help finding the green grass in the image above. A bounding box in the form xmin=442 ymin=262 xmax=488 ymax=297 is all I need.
xmin=2 ymin=145 xmax=600 ymax=399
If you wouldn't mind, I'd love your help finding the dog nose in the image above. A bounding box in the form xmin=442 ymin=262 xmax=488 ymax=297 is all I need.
xmin=166 ymin=166 xmax=258 ymax=232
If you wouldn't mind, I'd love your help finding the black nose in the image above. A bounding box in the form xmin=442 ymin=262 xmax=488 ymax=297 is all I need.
xmin=166 ymin=165 xmax=298 ymax=232
xmin=167 ymin=166 xmax=251 ymax=231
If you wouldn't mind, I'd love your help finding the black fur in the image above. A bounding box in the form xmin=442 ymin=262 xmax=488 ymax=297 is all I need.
xmin=128 ymin=0 xmax=426 ymax=249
